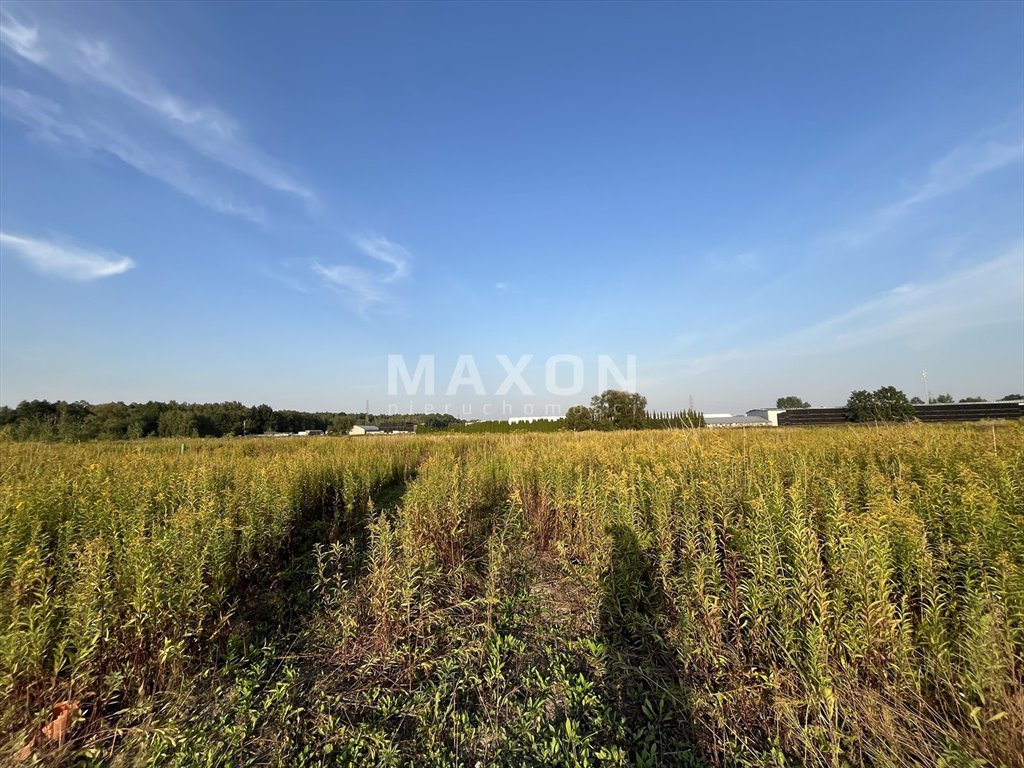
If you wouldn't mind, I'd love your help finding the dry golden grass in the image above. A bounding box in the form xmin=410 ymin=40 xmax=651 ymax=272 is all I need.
xmin=1 ymin=423 xmax=1021 ymax=766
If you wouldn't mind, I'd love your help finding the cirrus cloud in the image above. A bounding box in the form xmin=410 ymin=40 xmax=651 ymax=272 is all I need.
xmin=311 ymin=233 xmax=413 ymax=312
xmin=0 ymin=6 xmax=315 ymax=218
xmin=0 ymin=231 xmax=135 ymax=280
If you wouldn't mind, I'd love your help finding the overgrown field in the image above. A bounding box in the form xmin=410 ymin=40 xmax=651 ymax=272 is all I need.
xmin=1 ymin=424 xmax=1022 ymax=766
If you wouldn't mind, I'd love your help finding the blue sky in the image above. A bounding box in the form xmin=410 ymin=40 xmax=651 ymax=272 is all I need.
xmin=1 ymin=1 xmax=1022 ymax=416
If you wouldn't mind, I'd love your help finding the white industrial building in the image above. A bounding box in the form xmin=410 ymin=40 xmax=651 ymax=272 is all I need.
xmin=349 ymin=423 xmax=417 ymax=436
xmin=703 ymin=408 xmax=784 ymax=428
xmin=349 ymin=424 xmax=380 ymax=435
xmin=705 ymin=414 xmax=772 ymax=428
xmin=745 ymin=408 xmax=784 ymax=426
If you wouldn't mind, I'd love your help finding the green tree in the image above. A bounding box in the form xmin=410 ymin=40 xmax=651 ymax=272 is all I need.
xmin=422 ymin=413 xmax=461 ymax=430
xmin=776 ymin=396 xmax=811 ymax=409
xmin=330 ymin=414 xmax=356 ymax=434
xmin=874 ymin=386 xmax=915 ymax=421
xmin=158 ymin=409 xmax=199 ymax=437
xmin=847 ymin=386 xmax=915 ymax=423
xmin=846 ymin=390 xmax=876 ymax=422
xmin=959 ymin=396 xmax=985 ymax=403
xmin=564 ymin=405 xmax=594 ymax=431
xmin=910 ymin=396 xmax=924 ymax=404
xmin=932 ymin=393 xmax=954 ymax=404
xmin=590 ymin=390 xmax=648 ymax=430
xmin=1000 ymin=394 xmax=1023 ymax=401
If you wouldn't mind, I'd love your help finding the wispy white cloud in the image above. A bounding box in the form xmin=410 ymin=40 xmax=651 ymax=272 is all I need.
xmin=0 ymin=85 xmax=79 ymax=142
xmin=837 ymin=135 xmax=1024 ymax=247
xmin=495 ymin=281 xmax=511 ymax=293
xmin=792 ymin=247 xmax=1022 ymax=348
xmin=882 ymin=139 xmax=1023 ymax=216
xmin=1 ymin=86 xmax=267 ymax=223
xmin=350 ymin=233 xmax=411 ymax=281
xmin=0 ymin=231 xmax=135 ymax=280
xmin=311 ymin=233 xmax=413 ymax=312
xmin=0 ymin=8 xmax=315 ymax=214
xmin=656 ymin=245 xmax=1023 ymax=380
xmin=0 ymin=9 xmax=45 ymax=63
xmin=312 ymin=263 xmax=384 ymax=312
xmin=66 ymin=37 xmax=316 ymax=207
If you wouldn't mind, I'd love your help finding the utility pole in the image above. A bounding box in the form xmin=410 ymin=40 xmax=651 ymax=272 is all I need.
xmin=365 ymin=400 xmax=370 ymax=426
xmin=922 ymin=371 xmax=929 ymax=404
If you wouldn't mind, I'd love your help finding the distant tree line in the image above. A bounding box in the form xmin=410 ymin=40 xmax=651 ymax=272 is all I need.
xmin=778 ymin=393 xmax=1022 ymax=412
xmin=0 ymin=400 xmax=465 ymax=442
xmin=5 ymin=389 xmax=1015 ymax=441
xmin=445 ymin=419 xmax=566 ymax=435
xmin=644 ymin=409 xmax=706 ymax=430
xmin=910 ymin=393 xmax=1021 ymax=404
xmin=776 ymin=395 xmax=811 ymax=409
xmin=845 ymin=388 xmax=1022 ymax=423
xmin=565 ymin=390 xmax=704 ymax=431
